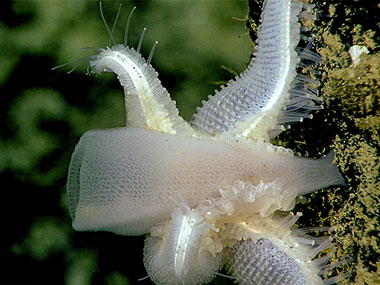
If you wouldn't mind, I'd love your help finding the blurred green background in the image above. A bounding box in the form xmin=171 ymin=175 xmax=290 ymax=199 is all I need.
xmin=0 ymin=0 xmax=251 ymax=284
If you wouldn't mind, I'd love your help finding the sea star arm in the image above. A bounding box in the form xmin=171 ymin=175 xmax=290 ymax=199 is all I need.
xmin=192 ymin=0 xmax=322 ymax=142
xmin=91 ymin=45 xmax=195 ymax=136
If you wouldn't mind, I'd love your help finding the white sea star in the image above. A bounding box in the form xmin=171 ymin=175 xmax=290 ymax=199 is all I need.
xmin=61 ymin=0 xmax=347 ymax=284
